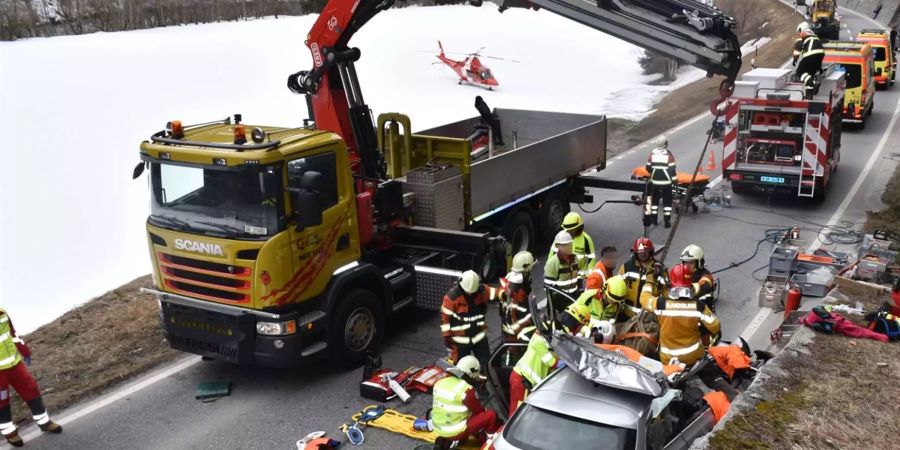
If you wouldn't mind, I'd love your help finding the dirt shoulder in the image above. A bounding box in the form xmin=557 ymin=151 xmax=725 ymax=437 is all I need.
xmin=12 ymin=0 xmax=802 ymax=427
xmin=705 ymin=291 xmax=900 ymax=450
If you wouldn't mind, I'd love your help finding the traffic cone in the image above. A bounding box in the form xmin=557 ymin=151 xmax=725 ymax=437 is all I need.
xmin=706 ymin=151 xmax=717 ymax=171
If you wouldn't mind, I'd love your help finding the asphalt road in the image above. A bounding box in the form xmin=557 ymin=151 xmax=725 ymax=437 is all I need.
xmin=12 ymin=7 xmax=900 ymax=450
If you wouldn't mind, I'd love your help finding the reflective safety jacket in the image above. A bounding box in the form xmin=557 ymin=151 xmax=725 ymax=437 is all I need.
xmin=431 ymin=376 xmax=475 ymax=437
xmin=549 ymin=232 xmax=596 ymax=273
xmin=513 ymin=333 xmax=557 ymax=387
xmin=797 ymin=34 xmax=824 ymax=66
xmin=500 ymin=273 xmax=534 ymax=342
xmin=0 ymin=309 xmax=30 ymax=370
xmin=441 ymin=285 xmax=495 ymax=346
xmin=691 ymin=268 xmax=716 ymax=305
xmin=585 ymin=263 xmax=613 ymax=291
xmin=618 ymin=259 xmax=664 ymax=319
xmin=640 ymin=283 xmax=720 ymax=365
xmin=575 ymin=289 xmax=620 ymax=325
xmin=544 ymin=253 xmax=580 ymax=295
xmin=646 ymin=148 xmax=676 ymax=186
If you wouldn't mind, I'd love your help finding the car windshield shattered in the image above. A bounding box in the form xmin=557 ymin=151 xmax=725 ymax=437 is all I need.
xmin=148 ymin=162 xmax=284 ymax=238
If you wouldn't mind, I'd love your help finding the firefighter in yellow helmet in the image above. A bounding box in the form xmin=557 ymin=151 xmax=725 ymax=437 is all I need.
xmin=548 ymin=212 xmax=596 ymax=273
xmin=508 ymin=302 xmax=590 ymax=415
xmin=574 ymin=275 xmax=628 ymax=335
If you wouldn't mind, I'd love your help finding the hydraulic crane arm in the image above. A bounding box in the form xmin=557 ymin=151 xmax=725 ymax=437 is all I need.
xmin=287 ymin=0 xmax=742 ymax=181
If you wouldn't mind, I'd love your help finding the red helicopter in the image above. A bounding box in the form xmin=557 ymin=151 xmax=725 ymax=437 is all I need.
xmin=435 ymin=41 xmax=517 ymax=90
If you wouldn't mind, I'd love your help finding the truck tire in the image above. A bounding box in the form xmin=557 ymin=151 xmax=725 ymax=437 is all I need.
xmin=329 ymin=289 xmax=384 ymax=368
xmin=503 ymin=210 xmax=535 ymax=254
xmin=813 ymin=183 xmax=827 ymax=203
xmin=539 ymin=191 xmax=569 ymax=242
xmin=731 ymin=182 xmax=750 ymax=195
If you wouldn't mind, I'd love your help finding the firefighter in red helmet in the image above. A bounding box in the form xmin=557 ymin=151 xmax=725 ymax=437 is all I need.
xmin=617 ymin=237 xmax=665 ymax=320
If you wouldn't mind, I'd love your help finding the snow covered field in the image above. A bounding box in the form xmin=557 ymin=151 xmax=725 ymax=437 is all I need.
xmin=0 ymin=6 xmax=700 ymax=333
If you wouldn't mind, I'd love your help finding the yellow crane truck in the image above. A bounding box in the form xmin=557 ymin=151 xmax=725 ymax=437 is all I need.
xmin=136 ymin=0 xmax=743 ymax=367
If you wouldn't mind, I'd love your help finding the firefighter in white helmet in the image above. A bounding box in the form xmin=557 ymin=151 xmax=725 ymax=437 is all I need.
xmin=432 ymin=355 xmax=499 ymax=449
xmin=548 ymin=212 xmax=596 ymax=273
xmin=441 ymin=270 xmax=499 ymax=368
xmin=645 ymin=135 xmax=676 ymax=228
xmin=544 ymin=231 xmax=581 ymax=313
xmin=500 ymin=251 xmax=537 ymax=345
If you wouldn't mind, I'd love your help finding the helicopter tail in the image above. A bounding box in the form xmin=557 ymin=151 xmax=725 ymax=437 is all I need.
xmin=437 ymin=40 xmax=445 ymax=57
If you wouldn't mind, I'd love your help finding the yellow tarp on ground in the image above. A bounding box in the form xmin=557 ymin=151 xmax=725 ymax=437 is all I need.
xmin=351 ymin=406 xmax=481 ymax=449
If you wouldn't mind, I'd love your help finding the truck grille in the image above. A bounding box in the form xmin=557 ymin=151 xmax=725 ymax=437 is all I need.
xmin=158 ymin=252 xmax=251 ymax=304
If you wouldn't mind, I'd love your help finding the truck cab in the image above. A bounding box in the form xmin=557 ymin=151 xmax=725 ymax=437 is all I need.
xmin=856 ymin=29 xmax=896 ymax=88
xmin=823 ymin=41 xmax=876 ymax=126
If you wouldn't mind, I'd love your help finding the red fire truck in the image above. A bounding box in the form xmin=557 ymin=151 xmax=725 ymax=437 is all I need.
xmin=722 ymin=66 xmax=845 ymax=201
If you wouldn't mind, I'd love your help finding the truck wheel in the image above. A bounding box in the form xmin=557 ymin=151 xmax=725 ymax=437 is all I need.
xmin=503 ymin=210 xmax=535 ymax=254
xmin=329 ymin=289 xmax=384 ymax=368
xmin=813 ymin=184 xmax=827 ymax=203
xmin=731 ymin=182 xmax=749 ymax=195
xmin=539 ymin=191 xmax=569 ymax=242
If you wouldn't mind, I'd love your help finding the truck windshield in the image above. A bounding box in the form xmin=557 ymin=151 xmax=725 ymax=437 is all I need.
xmin=148 ymin=162 xmax=283 ymax=238
xmin=835 ymin=63 xmax=862 ymax=88
xmin=503 ymin=404 xmax=636 ymax=450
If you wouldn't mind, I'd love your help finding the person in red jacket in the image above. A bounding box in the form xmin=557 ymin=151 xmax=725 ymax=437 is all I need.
xmin=0 ymin=308 xmax=62 ymax=447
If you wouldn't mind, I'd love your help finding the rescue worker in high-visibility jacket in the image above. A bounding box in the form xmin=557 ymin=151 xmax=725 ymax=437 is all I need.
xmin=680 ymin=244 xmax=716 ymax=311
xmin=432 ymin=356 xmax=499 ymax=449
xmin=645 ymin=135 xmax=676 ymax=228
xmin=548 ymin=212 xmax=596 ymax=274
xmin=618 ymin=237 xmax=665 ymax=320
xmin=0 ymin=309 xmax=62 ymax=447
xmin=575 ymin=275 xmax=628 ymax=334
xmin=791 ymin=22 xmax=808 ymax=65
xmin=508 ymin=302 xmax=590 ymax=416
xmin=544 ymin=231 xmax=581 ymax=313
xmin=441 ymin=270 xmax=499 ymax=369
xmin=640 ymin=265 xmax=720 ymax=365
xmin=795 ymin=24 xmax=825 ymax=98
xmin=500 ymin=251 xmax=536 ymax=345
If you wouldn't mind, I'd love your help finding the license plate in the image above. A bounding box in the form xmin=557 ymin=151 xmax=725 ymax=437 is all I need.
xmin=760 ymin=176 xmax=785 ymax=183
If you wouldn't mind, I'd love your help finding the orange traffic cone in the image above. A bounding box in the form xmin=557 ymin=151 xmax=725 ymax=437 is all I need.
xmin=706 ymin=151 xmax=717 ymax=171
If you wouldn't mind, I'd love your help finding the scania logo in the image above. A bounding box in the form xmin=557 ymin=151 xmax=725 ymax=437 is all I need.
xmin=174 ymin=238 xmax=225 ymax=256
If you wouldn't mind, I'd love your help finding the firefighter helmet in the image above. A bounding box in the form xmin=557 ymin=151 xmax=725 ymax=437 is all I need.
xmin=604 ymin=275 xmax=628 ymax=303
xmin=656 ymin=135 xmax=668 ymax=149
xmin=456 ymin=355 xmax=481 ymax=377
xmin=797 ymin=21 xmax=810 ymax=33
xmin=554 ymin=231 xmax=574 ymax=246
xmin=512 ymin=251 xmax=535 ymax=273
xmin=459 ymin=270 xmax=480 ymax=294
xmin=561 ymin=212 xmax=584 ymax=231
xmin=680 ymin=244 xmax=706 ymax=269
xmin=564 ymin=302 xmax=591 ymax=327
xmin=632 ymin=237 xmax=655 ymax=257
xmin=668 ymin=264 xmax=694 ymax=300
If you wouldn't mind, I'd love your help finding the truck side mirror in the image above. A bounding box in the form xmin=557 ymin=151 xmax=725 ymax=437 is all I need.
xmin=133 ymin=162 xmax=146 ymax=179
xmin=288 ymin=171 xmax=324 ymax=231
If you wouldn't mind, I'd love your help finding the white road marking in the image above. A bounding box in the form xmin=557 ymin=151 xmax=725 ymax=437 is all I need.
xmin=736 ymin=96 xmax=900 ymax=343
xmin=16 ymin=356 xmax=202 ymax=442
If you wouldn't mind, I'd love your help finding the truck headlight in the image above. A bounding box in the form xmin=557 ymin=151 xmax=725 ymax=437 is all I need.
xmin=256 ymin=320 xmax=297 ymax=336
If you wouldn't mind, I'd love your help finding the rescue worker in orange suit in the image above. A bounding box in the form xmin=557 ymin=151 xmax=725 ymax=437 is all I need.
xmin=680 ymin=244 xmax=716 ymax=312
xmin=432 ymin=355 xmax=499 ymax=449
xmin=508 ymin=302 xmax=590 ymax=416
xmin=500 ymin=251 xmax=536 ymax=345
xmin=640 ymin=265 xmax=720 ymax=366
xmin=0 ymin=309 xmax=62 ymax=447
xmin=645 ymin=135 xmax=676 ymax=228
xmin=585 ymin=246 xmax=618 ymax=291
xmin=618 ymin=237 xmax=664 ymax=321
xmin=441 ymin=270 xmax=499 ymax=369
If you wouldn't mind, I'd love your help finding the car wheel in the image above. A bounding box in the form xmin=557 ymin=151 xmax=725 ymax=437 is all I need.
xmin=329 ymin=289 xmax=384 ymax=368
